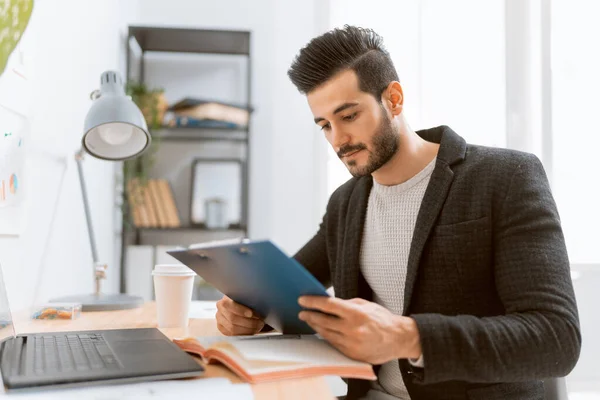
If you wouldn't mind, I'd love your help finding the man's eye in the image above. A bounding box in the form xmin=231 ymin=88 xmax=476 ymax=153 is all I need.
xmin=320 ymin=123 xmax=331 ymax=131
xmin=343 ymin=112 xmax=357 ymax=121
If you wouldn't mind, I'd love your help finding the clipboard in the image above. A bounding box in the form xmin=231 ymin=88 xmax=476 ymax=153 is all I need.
xmin=167 ymin=239 xmax=329 ymax=334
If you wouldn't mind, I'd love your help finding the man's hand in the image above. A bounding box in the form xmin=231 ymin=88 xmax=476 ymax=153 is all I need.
xmin=298 ymin=296 xmax=422 ymax=365
xmin=216 ymin=296 xmax=265 ymax=336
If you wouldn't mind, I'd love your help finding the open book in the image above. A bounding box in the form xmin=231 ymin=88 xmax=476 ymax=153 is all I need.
xmin=173 ymin=334 xmax=376 ymax=384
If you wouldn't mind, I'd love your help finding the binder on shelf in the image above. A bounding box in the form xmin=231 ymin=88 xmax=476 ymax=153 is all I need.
xmin=126 ymin=180 xmax=144 ymax=228
xmin=148 ymin=180 xmax=168 ymax=228
xmin=127 ymin=179 xmax=151 ymax=228
xmin=159 ymin=179 xmax=181 ymax=227
xmin=127 ymin=179 xmax=181 ymax=229
xmin=142 ymin=181 xmax=158 ymax=228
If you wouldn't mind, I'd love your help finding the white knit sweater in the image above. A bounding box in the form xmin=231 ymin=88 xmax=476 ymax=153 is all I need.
xmin=360 ymin=158 xmax=436 ymax=399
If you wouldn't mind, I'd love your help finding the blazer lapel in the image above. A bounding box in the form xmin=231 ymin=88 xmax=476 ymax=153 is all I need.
xmin=402 ymin=126 xmax=467 ymax=314
xmin=402 ymin=162 xmax=454 ymax=314
xmin=338 ymin=177 xmax=373 ymax=300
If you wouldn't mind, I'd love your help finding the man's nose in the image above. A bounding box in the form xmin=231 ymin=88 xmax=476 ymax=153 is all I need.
xmin=330 ymin=126 xmax=351 ymax=153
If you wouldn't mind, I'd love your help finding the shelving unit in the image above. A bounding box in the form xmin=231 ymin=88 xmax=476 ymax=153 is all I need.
xmin=120 ymin=26 xmax=252 ymax=298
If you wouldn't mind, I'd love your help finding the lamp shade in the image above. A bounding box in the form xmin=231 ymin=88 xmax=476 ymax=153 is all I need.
xmin=82 ymin=71 xmax=151 ymax=161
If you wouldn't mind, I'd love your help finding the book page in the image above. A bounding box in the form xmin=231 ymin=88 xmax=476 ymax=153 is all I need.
xmin=196 ymin=332 xmax=284 ymax=348
xmin=197 ymin=335 xmax=368 ymax=366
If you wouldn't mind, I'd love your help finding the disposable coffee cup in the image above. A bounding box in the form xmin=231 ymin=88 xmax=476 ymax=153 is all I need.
xmin=152 ymin=264 xmax=196 ymax=328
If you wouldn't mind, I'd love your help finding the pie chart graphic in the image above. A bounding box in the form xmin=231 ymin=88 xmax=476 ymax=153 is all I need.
xmin=9 ymin=174 xmax=17 ymax=195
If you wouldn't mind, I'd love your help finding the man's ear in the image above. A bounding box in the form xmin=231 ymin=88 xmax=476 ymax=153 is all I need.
xmin=382 ymin=81 xmax=404 ymax=116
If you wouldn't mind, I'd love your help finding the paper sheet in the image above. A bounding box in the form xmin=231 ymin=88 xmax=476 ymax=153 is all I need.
xmin=189 ymin=300 xmax=218 ymax=319
xmin=2 ymin=378 xmax=253 ymax=400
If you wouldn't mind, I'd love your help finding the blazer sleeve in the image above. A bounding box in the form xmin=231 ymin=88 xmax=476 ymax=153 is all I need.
xmin=293 ymin=213 xmax=332 ymax=288
xmin=410 ymin=153 xmax=581 ymax=384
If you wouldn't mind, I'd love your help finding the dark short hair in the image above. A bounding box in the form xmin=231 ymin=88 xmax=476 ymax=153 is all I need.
xmin=287 ymin=25 xmax=399 ymax=101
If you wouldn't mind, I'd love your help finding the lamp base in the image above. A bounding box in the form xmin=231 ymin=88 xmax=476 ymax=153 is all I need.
xmin=49 ymin=293 xmax=143 ymax=312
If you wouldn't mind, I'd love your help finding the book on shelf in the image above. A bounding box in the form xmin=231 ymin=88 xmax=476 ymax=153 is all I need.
xmin=142 ymin=181 xmax=159 ymax=228
xmin=127 ymin=179 xmax=150 ymax=228
xmin=168 ymin=98 xmax=252 ymax=127
xmin=173 ymin=334 xmax=376 ymax=384
xmin=127 ymin=179 xmax=181 ymax=228
xmin=148 ymin=180 xmax=168 ymax=228
xmin=167 ymin=116 xmax=242 ymax=130
xmin=158 ymin=179 xmax=181 ymax=227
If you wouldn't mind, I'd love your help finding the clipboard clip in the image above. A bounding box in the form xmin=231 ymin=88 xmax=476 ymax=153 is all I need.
xmin=238 ymin=247 xmax=250 ymax=254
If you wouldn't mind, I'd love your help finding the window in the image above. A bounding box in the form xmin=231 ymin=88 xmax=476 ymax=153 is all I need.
xmin=326 ymin=0 xmax=505 ymax=196
xmin=325 ymin=0 xmax=598 ymax=265
xmin=551 ymin=0 xmax=600 ymax=263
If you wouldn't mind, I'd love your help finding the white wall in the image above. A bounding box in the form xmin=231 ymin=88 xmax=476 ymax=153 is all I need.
xmin=0 ymin=0 xmax=138 ymax=312
xmin=269 ymin=1 xmax=330 ymax=252
xmin=0 ymin=0 xmax=328 ymax=313
xmin=135 ymin=0 xmax=327 ymax=255
xmin=568 ymin=265 xmax=600 ymax=390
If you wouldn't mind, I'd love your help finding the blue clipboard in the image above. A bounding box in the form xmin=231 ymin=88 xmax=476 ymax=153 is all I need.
xmin=167 ymin=239 xmax=329 ymax=334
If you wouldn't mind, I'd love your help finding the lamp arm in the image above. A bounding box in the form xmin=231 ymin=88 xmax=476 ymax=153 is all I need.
xmin=75 ymin=148 xmax=99 ymax=263
xmin=76 ymin=148 xmax=108 ymax=295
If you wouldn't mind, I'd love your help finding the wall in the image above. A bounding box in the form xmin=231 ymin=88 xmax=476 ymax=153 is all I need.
xmin=568 ymin=264 xmax=600 ymax=390
xmin=135 ymin=0 xmax=328 ymax=255
xmin=269 ymin=1 xmax=330 ymax=252
xmin=0 ymin=0 xmax=138 ymax=312
xmin=0 ymin=0 xmax=328 ymax=311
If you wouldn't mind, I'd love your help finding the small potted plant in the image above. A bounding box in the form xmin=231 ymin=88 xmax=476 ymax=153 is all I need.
xmin=126 ymin=81 xmax=169 ymax=130
xmin=123 ymin=81 xmax=168 ymax=228
xmin=0 ymin=0 xmax=33 ymax=76
xmin=123 ymin=81 xmax=167 ymax=182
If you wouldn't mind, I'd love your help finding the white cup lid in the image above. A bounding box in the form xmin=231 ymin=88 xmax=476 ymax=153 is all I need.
xmin=152 ymin=264 xmax=196 ymax=277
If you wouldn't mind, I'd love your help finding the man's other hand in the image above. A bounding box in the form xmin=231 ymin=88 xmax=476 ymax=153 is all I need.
xmin=216 ymin=296 xmax=265 ymax=336
xmin=298 ymin=296 xmax=421 ymax=365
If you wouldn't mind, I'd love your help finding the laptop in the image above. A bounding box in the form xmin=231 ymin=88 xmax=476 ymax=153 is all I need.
xmin=0 ymin=263 xmax=204 ymax=391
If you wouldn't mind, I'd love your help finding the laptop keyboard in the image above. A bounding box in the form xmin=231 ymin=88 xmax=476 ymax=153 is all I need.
xmin=34 ymin=333 xmax=120 ymax=374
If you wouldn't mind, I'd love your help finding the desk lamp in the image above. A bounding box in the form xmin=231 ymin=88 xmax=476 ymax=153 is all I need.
xmin=51 ymin=70 xmax=151 ymax=311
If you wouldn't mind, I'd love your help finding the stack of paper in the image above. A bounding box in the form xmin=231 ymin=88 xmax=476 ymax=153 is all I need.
xmin=188 ymin=300 xmax=218 ymax=319
xmin=2 ymin=377 xmax=253 ymax=400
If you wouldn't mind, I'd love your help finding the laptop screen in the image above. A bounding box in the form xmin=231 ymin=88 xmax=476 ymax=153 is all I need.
xmin=0 ymin=263 xmax=15 ymax=342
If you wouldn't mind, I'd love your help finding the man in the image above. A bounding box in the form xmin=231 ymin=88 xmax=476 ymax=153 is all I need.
xmin=215 ymin=26 xmax=581 ymax=399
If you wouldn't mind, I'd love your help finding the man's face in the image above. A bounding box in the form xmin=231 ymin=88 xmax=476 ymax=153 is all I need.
xmin=307 ymin=69 xmax=398 ymax=177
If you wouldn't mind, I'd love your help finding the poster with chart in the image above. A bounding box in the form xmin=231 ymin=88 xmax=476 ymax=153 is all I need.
xmin=0 ymin=104 xmax=27 ymax=235
xmin=0 ymin=37 xmax=30 ymax=236
xmin=0 ymin=106 xmax=25 ymax=207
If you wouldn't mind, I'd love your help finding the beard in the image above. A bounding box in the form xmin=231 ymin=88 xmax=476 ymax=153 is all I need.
xmin=337 ymin=110 xmax=398 ymax=177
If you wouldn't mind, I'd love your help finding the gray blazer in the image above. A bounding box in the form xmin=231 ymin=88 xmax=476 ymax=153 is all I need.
xmin=294 ymin=125 xmax=581 ymax=400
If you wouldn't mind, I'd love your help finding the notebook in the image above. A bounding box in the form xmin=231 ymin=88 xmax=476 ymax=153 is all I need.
xmin=173 ymin=334 xmax=376 ymax=384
